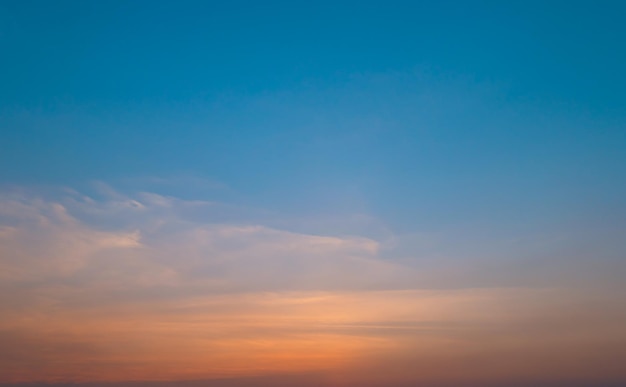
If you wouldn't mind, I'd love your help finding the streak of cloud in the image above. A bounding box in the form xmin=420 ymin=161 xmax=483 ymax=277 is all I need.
xmin=0 ymin=185 xmax=624 ymax=386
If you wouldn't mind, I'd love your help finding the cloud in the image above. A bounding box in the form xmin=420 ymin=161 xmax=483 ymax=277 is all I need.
xmin=0 ymin=185 xmax=625 ymax=385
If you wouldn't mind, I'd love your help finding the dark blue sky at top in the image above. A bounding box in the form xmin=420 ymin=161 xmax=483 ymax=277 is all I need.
xmin=2 ymin=0 xmax=625 ymax=108
xmin=1 ymin=0 xmax=625 ymax=233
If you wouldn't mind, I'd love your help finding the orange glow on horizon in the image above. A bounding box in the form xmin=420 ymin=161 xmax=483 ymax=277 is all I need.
xmin=3 ymin=288 xmax=625 ymax=384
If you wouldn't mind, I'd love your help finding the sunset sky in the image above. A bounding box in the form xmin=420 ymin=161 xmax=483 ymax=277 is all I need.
xmin=1 ymin=1 xmax=626 ymax=386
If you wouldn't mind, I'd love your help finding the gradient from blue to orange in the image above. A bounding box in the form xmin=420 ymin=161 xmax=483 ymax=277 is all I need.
xmin=1 ymin=1 xmax=625 ymax=386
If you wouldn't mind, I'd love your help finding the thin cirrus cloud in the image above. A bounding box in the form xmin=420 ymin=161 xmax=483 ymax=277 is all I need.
xmin=0 ymin=183 xmax=625 ymax=386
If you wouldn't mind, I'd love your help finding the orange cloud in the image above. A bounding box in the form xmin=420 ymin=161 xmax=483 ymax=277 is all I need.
xmin=0 ymin=187 xmax=625 ymax=386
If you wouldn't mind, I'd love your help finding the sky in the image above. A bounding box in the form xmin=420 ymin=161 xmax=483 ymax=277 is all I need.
xmin=1 ymin=1 xmax=626 ymax=386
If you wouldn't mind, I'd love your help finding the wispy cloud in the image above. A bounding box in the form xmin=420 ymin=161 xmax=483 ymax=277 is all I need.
xmin=0 ymin=184 xmax=625 ymax=385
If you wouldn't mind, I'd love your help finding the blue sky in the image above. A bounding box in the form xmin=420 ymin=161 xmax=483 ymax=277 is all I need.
xmin=1 ymin=1 xmax=626 ymax=385
xmin=2 ymin=1 xmax=625 ymax=231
